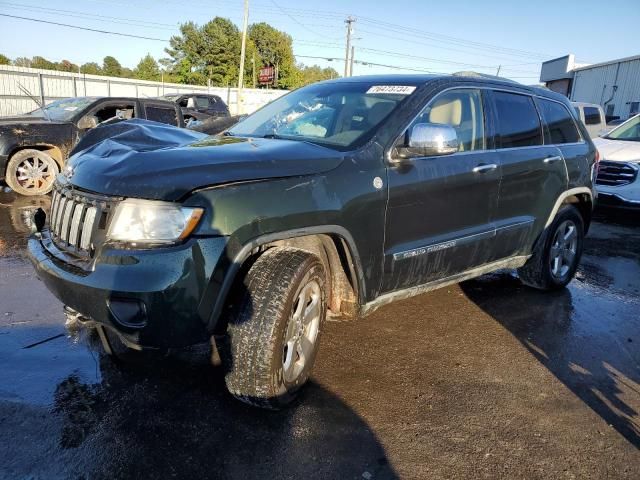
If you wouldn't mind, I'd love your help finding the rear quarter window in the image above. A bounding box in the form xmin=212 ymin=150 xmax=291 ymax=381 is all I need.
xmin=493 ymin=91 xmax=542 ymax=148
xmin=538 ymin=99 xmax=581 ymax=144
xmin=583 ymin=107 xmax=602 ymax=125
xmin=145 ymin=105 xmax=179 ymax=126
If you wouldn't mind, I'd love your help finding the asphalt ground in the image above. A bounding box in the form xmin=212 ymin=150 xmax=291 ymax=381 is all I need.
xmin=1 ymin=189 xmax=638 ymax=479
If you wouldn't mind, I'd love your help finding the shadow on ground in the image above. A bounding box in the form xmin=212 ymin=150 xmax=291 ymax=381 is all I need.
xmin=1 ymin=330 xmax=398 ymax=480
xmin=461 ymin=213 xmax=640 ymax=449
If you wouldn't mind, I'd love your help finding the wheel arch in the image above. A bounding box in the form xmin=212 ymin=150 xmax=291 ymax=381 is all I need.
xmin=208 ymin=226 xmax=365 ymax=332
xmin=544 ymin=187 xmax=593 ymax=234
xmin=9 ymin=144 xmax=65 ymax=169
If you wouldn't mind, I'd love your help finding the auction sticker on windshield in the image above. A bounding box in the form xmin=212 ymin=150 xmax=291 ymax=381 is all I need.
xmin=366 ymin=85 xmax=416 ymax=95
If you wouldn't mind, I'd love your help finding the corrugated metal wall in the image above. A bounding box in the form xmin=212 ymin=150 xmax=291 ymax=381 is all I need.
xmin=0 ymin=65 xmax=287 ymax=116
xmin=570 ymin=57 xmax=640 ymax=119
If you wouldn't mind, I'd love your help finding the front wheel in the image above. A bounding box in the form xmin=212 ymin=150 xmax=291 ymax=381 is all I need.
xmin=518 ymin=205 xmax=585 ymax=290
xmin=5 ymin=149 xmax=59 ymax=196
xmin=223 ymin=247 xmax=327 ymax=409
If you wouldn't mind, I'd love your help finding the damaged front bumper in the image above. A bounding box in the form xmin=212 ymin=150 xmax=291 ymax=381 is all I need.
xmin=28 ymin=230 xmax=229 ymax=349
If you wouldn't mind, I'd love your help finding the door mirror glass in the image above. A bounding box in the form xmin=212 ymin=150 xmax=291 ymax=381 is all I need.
xmin=397 ymin=123 xmax=459 ymax=158
xmin=77 ymin=115 xmax=98 ymax=130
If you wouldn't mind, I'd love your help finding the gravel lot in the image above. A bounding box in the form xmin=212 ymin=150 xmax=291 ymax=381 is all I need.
xmin=1 ymin=190 xmax=638 ymax=479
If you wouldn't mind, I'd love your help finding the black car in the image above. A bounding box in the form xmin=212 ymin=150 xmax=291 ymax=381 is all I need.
xmin=161 ymin=93 xmax=230 ymax=123
xmin=29 ymin=74 xmax=597 ymax=409
xmin=0 ymin=97 xmax=184 ymax=196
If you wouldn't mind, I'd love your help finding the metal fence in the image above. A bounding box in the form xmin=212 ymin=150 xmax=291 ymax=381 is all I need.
xmin=0 ymin=65 xmax=288 ymax=116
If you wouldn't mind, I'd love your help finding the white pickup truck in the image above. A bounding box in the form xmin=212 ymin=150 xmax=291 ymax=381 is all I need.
xmin=572 ymin=102 xmax=606 ymax=138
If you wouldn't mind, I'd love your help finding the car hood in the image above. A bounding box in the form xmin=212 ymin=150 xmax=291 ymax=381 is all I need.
xmin=0 ymin=116 xmax=69 ymax=127
xmin=64 ymin=119 xmax=346 ymax=201
xmin=593 ymin=137 xmax=640 ymax=163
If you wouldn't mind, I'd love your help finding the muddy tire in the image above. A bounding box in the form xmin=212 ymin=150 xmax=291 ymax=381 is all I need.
xmin=518 ymin=205 xmax=584 ymax=291
xmin=5 ymin=149 xmax=59 ymax=196
xmin=223 ymin=247 xmax=327 ymax=409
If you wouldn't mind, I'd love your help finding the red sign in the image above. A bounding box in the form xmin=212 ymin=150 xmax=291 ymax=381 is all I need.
xmin=259 ymin=66 xmax=275 ymax=84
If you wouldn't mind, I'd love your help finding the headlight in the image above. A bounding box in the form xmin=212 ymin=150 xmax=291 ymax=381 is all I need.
xmin=107 ymin=199 xmax=203 ymax=245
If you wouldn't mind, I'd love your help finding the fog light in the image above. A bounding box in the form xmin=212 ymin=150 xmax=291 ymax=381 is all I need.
xmin=107 ymin=298 xmax=147 ymax=328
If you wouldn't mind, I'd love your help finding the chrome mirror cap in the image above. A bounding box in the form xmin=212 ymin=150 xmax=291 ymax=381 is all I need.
xmin=394 ymin=123 xmax=459 ymax=161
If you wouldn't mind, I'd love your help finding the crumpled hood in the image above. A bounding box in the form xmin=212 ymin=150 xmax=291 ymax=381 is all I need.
xmin=593 ymin=137 xmax=640 ymax=163
xmin=64 ymin=119 xmax=345 ymax=201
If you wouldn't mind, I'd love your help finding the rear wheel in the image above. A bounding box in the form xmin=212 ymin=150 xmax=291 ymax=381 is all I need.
xmin=5 ymin=149 xmax=59 ymax=196
xmin=223 ymin=247 xmax=327 ymax=409
xmin=518 ymin=205 xmax=584 ymax=290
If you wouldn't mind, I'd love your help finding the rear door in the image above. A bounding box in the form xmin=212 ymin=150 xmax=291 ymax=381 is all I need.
xmin=143 ymin=102 xmax=182 ymax=127
xmin=537 ymin=97 xmax=591 ymax=193
xmin=490 ymin=90 xmax=567 ymax=259
xmin=382 ymin=87 xmax=502 ymax=293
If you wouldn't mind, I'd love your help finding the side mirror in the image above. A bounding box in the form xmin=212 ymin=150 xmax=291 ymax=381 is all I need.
xmin=77 ymin=115 xmax=98 ymax=130
xmin=394 ymin=123 xmax=459 ymax=160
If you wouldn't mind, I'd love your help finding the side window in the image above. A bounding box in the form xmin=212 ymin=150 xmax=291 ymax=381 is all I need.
xmin=493 ymin=91 xmax=542 ymax=148
xmin=408 ymin=89 xmax=485 ymax=152
xmin=195 ymin=96 xmax=210 ymax=109
xmin=145 ymin=105 xmax=179 ymax=126
xmin=538 ymin=99 xmax=581 ymax=144
xmin=583 ymin=107 xmax=602 ymax=125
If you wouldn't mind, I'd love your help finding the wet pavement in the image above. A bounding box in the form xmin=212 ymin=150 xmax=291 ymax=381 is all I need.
xmin=0 ymin=189 xmax=639 ymax=479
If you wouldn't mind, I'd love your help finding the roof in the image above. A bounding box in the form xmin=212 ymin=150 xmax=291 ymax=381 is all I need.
xmin=321 ymin=73 xmax=529 ymax=89
xmin=572 ymin=54 xmax=640 ymax=72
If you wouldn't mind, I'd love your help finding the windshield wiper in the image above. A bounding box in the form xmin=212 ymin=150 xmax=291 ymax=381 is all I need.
xmin=222 ymin=131 xmax=234 ymax=136
xmin=262 ymin=133 xmax=283 ymax=139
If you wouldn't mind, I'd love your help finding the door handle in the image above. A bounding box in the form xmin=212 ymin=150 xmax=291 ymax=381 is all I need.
xmin=543 ymin=155 xmax=563 ymax=164
xmin=472 ymin=163 xmax=498 ymax=173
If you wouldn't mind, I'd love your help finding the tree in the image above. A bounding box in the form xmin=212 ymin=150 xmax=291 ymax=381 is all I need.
xmin=248 ymin=23 xmax=296 ymax=88
xmin=295 ymin=64 xmax=339 ymax=87
xmin=134 ymin=54 xmax=161 ymax=81
xmin=0 ymin=54 xmax=10 ymax=65
xmin=56 ymin=59 xmax=79 ymax=72
xmin=12 ymin=57 xmax=31 ymax=67
xmin=165 ymin=18 xmax=243 ymax=86
xmin=80 ymin=62 xmax=101 ymax=75
xmin=102 ymin=56 xmax=123 ymax=77
xmin=30 ymin=56 xmax=57 ymax=70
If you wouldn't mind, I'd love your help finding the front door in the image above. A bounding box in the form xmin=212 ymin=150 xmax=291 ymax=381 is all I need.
xmin=382 ymin=88 xmax=501 ymax=293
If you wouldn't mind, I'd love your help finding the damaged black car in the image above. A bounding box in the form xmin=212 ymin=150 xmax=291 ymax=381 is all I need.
xmin=28 ymin=74 xmax=597 ymax=409
xmin=0 ymin=96 xmax=184 ymax=196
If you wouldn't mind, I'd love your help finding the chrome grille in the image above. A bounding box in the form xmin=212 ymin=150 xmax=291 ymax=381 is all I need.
xmin=49 ymin=188 xmax=102 ymax=253
xmin=596 ymin=160 xmax=638 ymax=187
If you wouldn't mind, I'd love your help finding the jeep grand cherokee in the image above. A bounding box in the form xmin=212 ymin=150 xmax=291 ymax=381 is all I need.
xmin=28 ymin=74 xmax=597 ymax=408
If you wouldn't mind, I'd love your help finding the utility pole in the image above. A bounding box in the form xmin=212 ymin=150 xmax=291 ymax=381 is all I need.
xmin=349 ymin=45 xmax=355 ymax=78
xmin=237 ymin=0 xmax=249 ymax=112
xmin=251 ymin=53 xmax=256 ymax=88
xmin=344 ymin=16 xmax=355 ymax=77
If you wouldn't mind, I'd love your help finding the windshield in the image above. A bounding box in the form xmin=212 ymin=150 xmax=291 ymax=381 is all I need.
xmin=605 ymin=115 xmax=640 ymax=141
xmin=228 ymin=82 xmax=418 ymax=150
xmin=25 ymin=97 xmax=96 ymax=121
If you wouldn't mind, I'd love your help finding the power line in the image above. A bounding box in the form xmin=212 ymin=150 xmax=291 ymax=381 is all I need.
xmin=268 ymin=0 xmax=327 ymax=38
xmin=0 ymin=1 xmax=176 ymax=29
xmin=0 ymin=13 xmax=170 ymax=41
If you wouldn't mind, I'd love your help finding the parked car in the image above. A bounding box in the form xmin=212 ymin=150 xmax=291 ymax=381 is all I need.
xmin=28 ymin=74 xmax=596 ymax=409
xmin=593 ymin=114 xmax=640 ymax=210
xmin=572 ymin=102 xmax=606 ymax=138
xmin=161 ymin=93 xmax=230 ymax=123
xmin=0 ymin=97 xmax=184 ymax=196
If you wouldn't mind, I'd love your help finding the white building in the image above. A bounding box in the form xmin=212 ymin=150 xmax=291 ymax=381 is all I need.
xmin=540 ymin=54 xmax=640 ymax=120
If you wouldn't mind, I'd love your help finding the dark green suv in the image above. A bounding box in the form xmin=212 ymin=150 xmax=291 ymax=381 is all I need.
xmin=28 ymin=75 xmax=597 ymax=408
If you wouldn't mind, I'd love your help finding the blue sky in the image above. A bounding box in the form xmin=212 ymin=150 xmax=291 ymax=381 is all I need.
xmin=0 ymin=0 xmax=638 ymax=83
